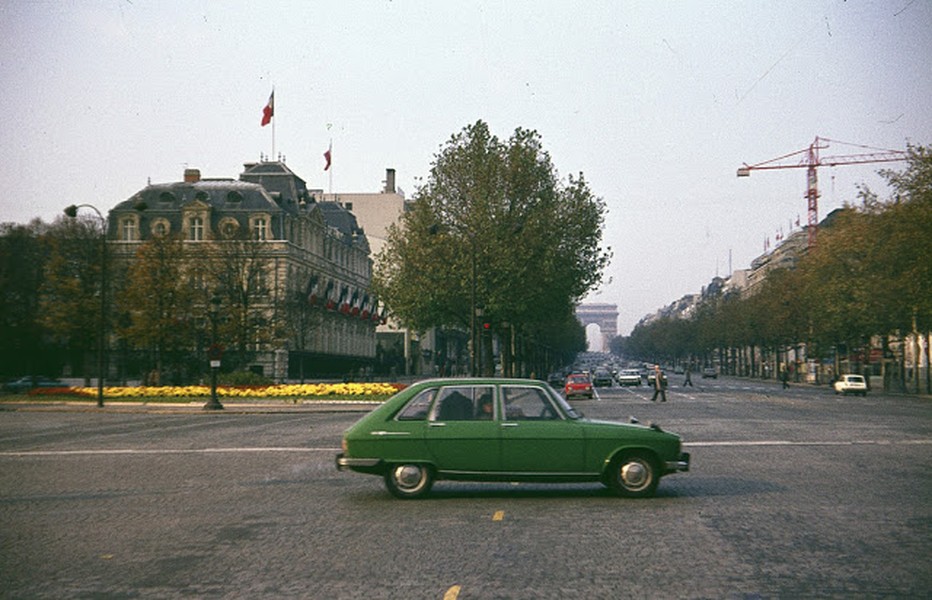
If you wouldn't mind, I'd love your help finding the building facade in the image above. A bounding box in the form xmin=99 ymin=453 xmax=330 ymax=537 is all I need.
xmin=108 ymin=161 xmax=379 ymax=381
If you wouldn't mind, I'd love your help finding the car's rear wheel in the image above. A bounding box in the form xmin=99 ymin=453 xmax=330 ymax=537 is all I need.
xmin=384 ymin=463 xmax=433 ymax=499
xmin=607 ymin=453 xmax=659 ymax=498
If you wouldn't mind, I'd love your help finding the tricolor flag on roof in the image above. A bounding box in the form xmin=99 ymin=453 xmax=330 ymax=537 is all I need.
xmin=261 ymin=91 xmax=274 ymax=127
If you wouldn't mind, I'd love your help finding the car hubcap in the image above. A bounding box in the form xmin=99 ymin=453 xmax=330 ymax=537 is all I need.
xmin=620 ymin=461 xmax=647 ymax=488
xmin=394 ymin=465 xmax=424 ymax=489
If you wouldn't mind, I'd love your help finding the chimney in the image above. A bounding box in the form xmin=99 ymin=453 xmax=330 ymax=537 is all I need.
xmin=184 ymin=168 xmax=201 ymax=183
xmin=383 ymin=168 xmax=396 ymax=193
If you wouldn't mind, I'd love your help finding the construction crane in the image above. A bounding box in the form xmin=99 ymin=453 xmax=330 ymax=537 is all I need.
xmin=737 ymin=136 xmax=907 ymax=248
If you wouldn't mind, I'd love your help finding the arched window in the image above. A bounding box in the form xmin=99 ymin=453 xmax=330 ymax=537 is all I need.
xmin=219 ymin=217 xmax=240 ymax=239
xmin=151 ymin=219 xmax=170 ymax=237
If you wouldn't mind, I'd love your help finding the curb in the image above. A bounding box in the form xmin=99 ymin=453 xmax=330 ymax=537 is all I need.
xmin=0 ymin=400 xmax=381 ymax=414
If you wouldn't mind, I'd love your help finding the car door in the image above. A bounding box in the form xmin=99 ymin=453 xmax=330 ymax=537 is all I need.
xmin=499 ymin=385 xmax=585 ymax=474
xmin=424 ymin=385 xmax=500 ymax=473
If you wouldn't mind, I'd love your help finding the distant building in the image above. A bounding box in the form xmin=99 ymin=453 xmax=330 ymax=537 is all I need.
xmin=109 ymin=161 xmax=378 ymax=380
xmin=321 ymin=169 xmax=446 ymax=376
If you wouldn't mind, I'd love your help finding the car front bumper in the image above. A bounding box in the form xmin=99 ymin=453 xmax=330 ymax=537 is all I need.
xmin=665 ymin=452 xmax=690 ymax=473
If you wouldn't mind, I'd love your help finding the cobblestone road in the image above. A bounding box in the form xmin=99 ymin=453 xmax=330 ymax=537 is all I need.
xmin=1 ymin=379 xmax=929 ymax=599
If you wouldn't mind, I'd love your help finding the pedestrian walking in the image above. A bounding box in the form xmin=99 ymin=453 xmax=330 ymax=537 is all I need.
xmin=781 ymin=366 xmax=790 ymax=389
xmin=651 ymin=365 xmax=667 ymax=402
xmin=683 ymin=366 xmax=693 ymax=387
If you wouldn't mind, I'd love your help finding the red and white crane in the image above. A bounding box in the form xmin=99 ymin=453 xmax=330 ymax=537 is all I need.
xmin=737 ymin=136 xmax=907 ymax=248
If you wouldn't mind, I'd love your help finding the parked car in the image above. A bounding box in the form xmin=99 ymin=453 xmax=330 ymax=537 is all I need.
xmin=592 ymin=370 xmax=613 ymax=387
xmin=547 ymin=371 xmax=565 ymax=387
xmin=564 ymin=373 xmax=594 ymax=399
xmin=2 ymin=376 xmax=66 ymax=393
xmin=616 ymin=369 xmax=642 ymax=386
xmin=336 ymin=378 xmax=690 ymax=499
xmin=833 ymin=374 xmax=868 ymax=396
xmin=701 ymin=367 xmax=717 ymax=379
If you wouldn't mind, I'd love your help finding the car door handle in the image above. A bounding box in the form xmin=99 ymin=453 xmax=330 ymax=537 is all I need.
xmin=370 ymin=431 xmax=411 ymax=436
xmin=501 ymin=422 xmax=519 ymax=428
xmin=429 ymin=423 xmax=446 ymax=428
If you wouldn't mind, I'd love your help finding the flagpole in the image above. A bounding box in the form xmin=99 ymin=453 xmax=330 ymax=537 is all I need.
xmin=272 ymin=93 xmax=276 ymax=160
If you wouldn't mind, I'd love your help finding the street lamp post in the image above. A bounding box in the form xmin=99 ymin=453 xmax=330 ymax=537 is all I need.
xmin=204 ymin=294 xmax=224 ymax=410
xmin=64 ymin=204 xmax=107 ymax=408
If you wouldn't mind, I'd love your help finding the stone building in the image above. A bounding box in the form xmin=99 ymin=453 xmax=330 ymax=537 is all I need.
xmin=108 ymin=161 xmax=378 ymax=380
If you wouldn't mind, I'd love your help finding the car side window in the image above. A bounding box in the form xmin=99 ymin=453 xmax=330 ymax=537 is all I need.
xmin=502 ymin=386 xmax=560 ymax=421
xmin=396 ymin=388 xmax=436 ymax=421
xmin=431 ymin=386 xmax=495 ymax=421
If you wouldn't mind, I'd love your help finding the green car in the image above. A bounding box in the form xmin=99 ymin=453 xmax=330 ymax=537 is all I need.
xmin=336 ymin=378 xmax=690 ymax=499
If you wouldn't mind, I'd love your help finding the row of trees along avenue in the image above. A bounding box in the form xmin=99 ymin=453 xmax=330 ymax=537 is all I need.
xmin=373 ymin=120 xmax=611 ymax=377
xmin=615 ymin=144 xmax=931 ymax=394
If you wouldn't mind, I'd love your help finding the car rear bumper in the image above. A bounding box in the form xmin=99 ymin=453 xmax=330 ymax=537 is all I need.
xmin=336 ymin=454 xmax=382 ymax=471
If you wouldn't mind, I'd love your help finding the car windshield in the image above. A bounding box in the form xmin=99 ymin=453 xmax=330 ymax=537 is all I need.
xmin=548 ymin=386 xmax=581 ymax=419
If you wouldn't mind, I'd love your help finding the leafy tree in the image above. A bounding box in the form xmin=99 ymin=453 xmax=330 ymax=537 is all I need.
xmin=0 ymin=220 xmax=57 ymax=377
xmin=205 ymin=226 xmax=275 ymax=371
xmin=116 ymin=234 xmax=200 ymax=384
xmin=37 ymin=216 xmax=106 ymax=384
xmin=373 ymin=120 xmax=610 ymax=375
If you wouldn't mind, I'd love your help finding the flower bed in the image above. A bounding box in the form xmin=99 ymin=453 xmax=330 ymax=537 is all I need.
xmin=27 ymin=382 xmax=406 ymax=402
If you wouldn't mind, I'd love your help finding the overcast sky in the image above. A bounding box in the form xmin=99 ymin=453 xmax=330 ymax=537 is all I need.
xmin=2 ymin=0 xmax=930 ymax=335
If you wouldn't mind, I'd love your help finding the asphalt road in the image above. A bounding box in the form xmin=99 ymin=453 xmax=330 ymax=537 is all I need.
xmin=1 ymin=378 xmax=929 ymax=599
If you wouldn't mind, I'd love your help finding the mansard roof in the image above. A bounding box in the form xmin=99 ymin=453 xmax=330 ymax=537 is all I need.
xmin=240 ymin=160 xmax=311 ymax=212
xmin=117 ymin=178 xmax=279 ymax=213
xmin=314 ymin=201 xmax=370 ymax=252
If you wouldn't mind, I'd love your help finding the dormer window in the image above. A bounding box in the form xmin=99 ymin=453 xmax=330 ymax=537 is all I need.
xmin=152 ymin=218 xmax=170 ymax=237
xmin=227 ymin=191 xmax=243 ymax=204
xmin=120 ymin=216 xmax=139 ymax=241
xmin=252 ymin=217 xmax=268 ymax=241
xmin=159 ymin=192 xmax=176 ymax=205
xmin=189 ymin=216 xmax=204 ymax=241
xmin=219 ymin=217 xmax=240 ymax=239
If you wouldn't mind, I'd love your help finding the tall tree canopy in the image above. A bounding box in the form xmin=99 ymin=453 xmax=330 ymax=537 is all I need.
xmin=373 ymin=120 xmax=610 ymax=367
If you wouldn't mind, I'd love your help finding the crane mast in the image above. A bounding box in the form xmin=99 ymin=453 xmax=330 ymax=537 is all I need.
xmin=737 ymin=137 xmax=907 ymax=248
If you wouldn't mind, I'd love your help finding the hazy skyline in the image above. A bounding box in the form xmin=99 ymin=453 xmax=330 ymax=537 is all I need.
xmin=2 ymin=0 xmax=930 ymax=334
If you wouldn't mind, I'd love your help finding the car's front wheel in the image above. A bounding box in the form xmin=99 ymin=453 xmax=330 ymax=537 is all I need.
xmin=384 ymin=463 xmax=433 ymax=499
xmin=607 ymin=453 xmax=659 ymax=498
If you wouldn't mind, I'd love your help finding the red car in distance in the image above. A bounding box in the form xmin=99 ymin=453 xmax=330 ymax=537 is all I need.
xmin=564 ymin=373 xmax=594 ymax=399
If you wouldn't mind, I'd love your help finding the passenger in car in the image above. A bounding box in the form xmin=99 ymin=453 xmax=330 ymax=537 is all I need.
xmin=477 ymin=395 xmax=494 ymax=419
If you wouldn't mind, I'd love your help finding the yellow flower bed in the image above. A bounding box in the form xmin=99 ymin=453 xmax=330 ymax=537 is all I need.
xmin=68 ymin=382 xmax=402 ymax=400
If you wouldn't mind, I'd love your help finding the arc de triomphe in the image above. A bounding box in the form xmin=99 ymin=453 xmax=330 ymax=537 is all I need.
xmin=575 ymin=303 xmax=619 ymax=352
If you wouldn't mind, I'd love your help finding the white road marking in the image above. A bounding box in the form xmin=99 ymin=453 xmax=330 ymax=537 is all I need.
xmin=686 ymin=439 xmax=932 ymax=447
xmin=0 ymin=447 xmax=339 ymax=457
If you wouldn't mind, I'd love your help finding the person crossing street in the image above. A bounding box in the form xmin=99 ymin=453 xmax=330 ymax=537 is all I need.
xmin=651 ymin=365 xmax=667 ymax=402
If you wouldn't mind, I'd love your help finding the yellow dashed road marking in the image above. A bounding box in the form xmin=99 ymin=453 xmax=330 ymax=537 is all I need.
xmin=444 ymin=584 xmax=461 ymax=599
xmin=492 ymin=510 xmax=505 ymax=521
